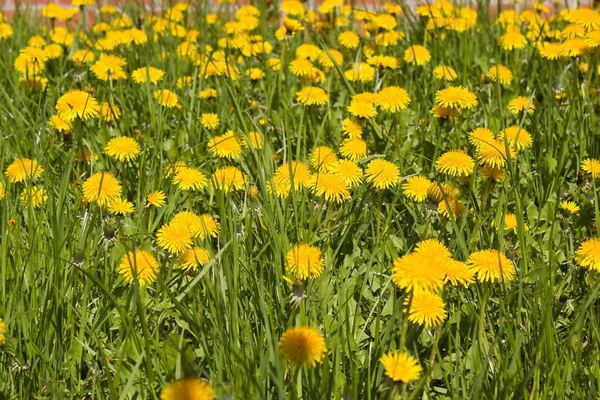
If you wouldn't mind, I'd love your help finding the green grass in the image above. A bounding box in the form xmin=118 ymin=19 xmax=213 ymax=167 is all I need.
xmin=0 ymin=0 xmax=600 ymax=398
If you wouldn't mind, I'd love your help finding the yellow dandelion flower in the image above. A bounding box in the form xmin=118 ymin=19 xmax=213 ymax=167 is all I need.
xmin=56 ymin=89 xmax=100 ymax=122
xmin=441 ymin=259 xmax=475 ymax=286
xmin=6 ymin=158 xmax=43 ymax=183
xmin=212 ymin=166 xmax=246 ymax=193
xmin=500 ymin=30 xmax=527 ymax=50
xmin=132 ymin=66 xmax=165 ymax=84
xmin=200 ymin=113 xmax=220 ymax=130
xmin=403 ymin=45 xmax=431 ymax=65
xmin=435 ymin=150 xmax=475 ymax=177
xmin=348 ymin=100 xmax=378 ymax=119
xmin=104 ymin=136 xmax=141 ymax=162
xmin=154 ymin=89 xmax=179 ymax=108
xmin=173 ymin=167 xmax=208 ymax=191
xmin=108 ymin=198 xmax=135 ymax=216
xmin=341 ymin=118 xmax=362 ymax=138
xmin=508 ymin=96 xmax=535 ymax=114
xmin=327 ymin=159 xmax=363 ymax=188
xmin=207 ymin=131 xmax=242 ymax=159
xmin=375 ymin=86 xmax=411 ymax=112
xmin=582 ymin=158 xmax=600 ymax=178
xmin=433 ymin=65 xmax=458 ymax=81
xmin=286 ymin=244 xmax=325 ymax=280
xmin=20 ymin=186 xmax=47 ymax=208
xmin=500 ymin=126 xmax=532 ymax=150
xmin=310 ymin=146 xmax=338 ymax=171
xmin=575 ymin=238 xmax=600 ymax=271
xmin=468 ymin=127 xmax=495 ymax=148
xmin=560 ymin=200 xmax=580 ymax=214
xmin=405 ymin=290 xmax=447 ymax=328
xmin=178 ymin=247 xmax=210 ymax=272
xmin=82 ymin=171 xmax=122 ymax=207
xmin=338 ymin=30 xmax=360 ymax=48
xmin=402 ymin=176 xmax=432 ymax=202
xmin=269 ymin=161 xmax=312 ymax=197
xmin=296 ymin=86 xmax=328 ymax=106
xmin=118 ymin=250 xmax=159 ymax=286
xmin=146 ymin=191 xmax=166 ymax=208
xmin=392 ymin=252 xmax=445 ymax=292
xmin=435 ymin=86 xmax=478 ymax=109
xmin=157 ymin=222 xmax=193 ymax=254
xmin=467 ymin=249 xmax=516 ymax=283
xmin=100 ymin=102 xmax=121 ymax=122
xmin=308 ymin=172 xmax=351 ymax=203
xmin=365 ymin=159 xmax=400 ymax=189
xmin=477 ymin=139 xmax=515 ymax=168
xmin=160 ymin=378 xmax=214 ymax=400
xmin=487 ymin=65 xmax=513 ymax=85
xmin=380 ymin=352 xmax=422 ymax=383
xmin=278 ymin=326 xmax=327 ymax=368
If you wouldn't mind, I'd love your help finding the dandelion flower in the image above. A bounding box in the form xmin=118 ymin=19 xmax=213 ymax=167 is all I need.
xmin=270 ymin=161 xmax=312 ymax=197
xmin=289 ymin=58 xmax=317 ymax=77
xmin=49 ymin=115 xmax=72 ymax=132
xmin=327 ymin=160 xmax=363 ymax=188
xmin=310 ymin=146 xmax=338 ymax=171
xmin=6 ymin=158 xmax=43 ymax=183
xmin=160 ymin=377 xmax=214 ymax=400
xmin=405 ymin=290 xmax=447 ymax=328
xmin=347 ymin=100 xmax=378 ymax=119
xmin=435 ymin=86 xmax=478 ymax=109
xmin=200 ymin=113 xmax=220 ymax=130
xmin=560 ymin=200 xmax=580 ymax=214
xmin=435 ymin=150 xmax=475 ymax=177
xmin=380 ymin=352 xmax=422 ymax=383
xmin=20 ymin=186 xmax=48 ymax=208
xmin=308 ymin=172 xmax=351 ymax=203
xmin=477 ymin=140 xmax=515 ymax=168
xmin=500 ymin=30 xmax=527 ymax=50
xmin=296 ymin=86 xmax=328 ymax=106
xmin=375 ymin=86 xmax=411 ymax=112
xmin=403 ymin=45 xmax=431 ymax=65
xmin=0 ymin=318 xmax=5 ymax=343
xmin=402 ymin=176 xmax=432 ymax=202
xmin=157 ymin=223 xmax=193 ymax=254
xmin=582 ymin=158 xmax=600 ymax=178
xmin=0 ymin=182 xmax=4 ymax=200
xmin=132 ymin=66 xmax=165 ymax=84
xmin=118 ymin=249 xmax=159 ymax=286
xmin=173 ymin=167 xmax=208 ymax=191
xmin=442 ymin=259 xmax=475 ymax=286
xmin=178 ymin=247 xmax=210 ymax=271
xmin=338 ymin=30 xmax=360 ymax=48
xmin=493 ymin=213 xmax=528 ymax=234
xmin=100 ymin=102 xmax=121 ymax=122
xmin=154 ymin=89 xmax=179 ymax=108
xmin=341 ymin=118 xmax=362 ymax=138
xmin=279 ymin=326 xmax=327 ymax=368
xmin=500 ymin=126 xmax=532 ymax=150
xmin=508 ymin=96 xmax=535 ymax=115
xmin=212 ymin=166 xmax=246 ymax=193
xmin=438 ymin=198 xmax=466 ymax=218
xmin=365 ymin=159 xmax=400 ymax=189
xmin=82 ymin=171 xmax=122 ymax=207
xmin=487 ymin=65 xmax=513 ymax=85
xmin=392 ymin=252 xmax=445 ymax=292
xmin=146 ymin=191 xmax=166 ymax=208
xmin=207 ymin=131 xmax=242 ymax=159
xmin=561 ymin=38 xmax=589 ymax=57
xmin=105 ymin=136 xmax=141 ymax=162
xmin=468 ymin=127 xmax=495 ymax=148
xmin=575 ymin=238 xmax=600 ymax=271
xmin=467 ymin=249 xmax=516 ymax=283
xmin=56 ymin=89 xmax=100 ymax=122
xmin=108 ymin=198 xmax=135 ymax=215
xmin=433 ymin=65 xmax=458 ymax=81
xmin=286 ymin=244 xmax=325 ymax=280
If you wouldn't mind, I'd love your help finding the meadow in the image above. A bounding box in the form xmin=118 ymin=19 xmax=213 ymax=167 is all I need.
xmin=0 ymin=0 xmax=600 ymax=398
